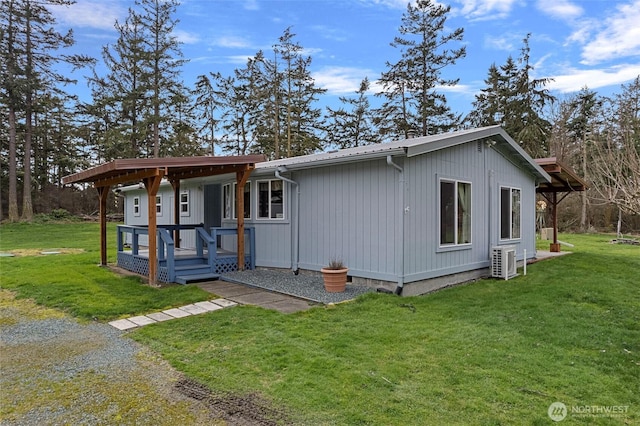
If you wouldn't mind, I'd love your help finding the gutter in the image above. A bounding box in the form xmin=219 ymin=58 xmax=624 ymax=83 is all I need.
xmin=275 ymin=167 xmax=301 ymax=274
xmin=386 ymin=155 xmax=405 ymax=295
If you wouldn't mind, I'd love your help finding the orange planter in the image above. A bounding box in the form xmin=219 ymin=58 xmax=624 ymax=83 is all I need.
xmin=321 ymin=268 xmax=348 ymax=293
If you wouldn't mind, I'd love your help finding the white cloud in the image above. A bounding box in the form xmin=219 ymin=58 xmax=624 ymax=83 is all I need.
xmin=313 ymin=67 xmax=379 ymax=94
xmin=48 ymin=0 xmax=125 ymax=30
xmin=580 ymin=0 xmax=640 ymax=65
xmin=453 ymin=0 xmax=520 ymax=21
xmin=174 ymin=30 xmax=200 ymax=44
xmin=547 ymin=64 xmax=640 ymax=93
xmin=213 ymin=35 xmax=253 ymax=49
xmin=484 ymin=34 xmax=517 ymax=51
xmin=536 ymin=0 xmax=583 ymax=21
xmin=243 ymin=0 xmax=260 ymax=11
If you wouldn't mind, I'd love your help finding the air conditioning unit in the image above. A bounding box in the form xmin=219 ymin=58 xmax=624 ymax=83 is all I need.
xmin=491 ymin=246 xmax=517 ymax=280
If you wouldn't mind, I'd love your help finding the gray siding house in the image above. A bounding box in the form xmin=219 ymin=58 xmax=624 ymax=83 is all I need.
xmin=121 ymin=126 xmax=551 ymax=295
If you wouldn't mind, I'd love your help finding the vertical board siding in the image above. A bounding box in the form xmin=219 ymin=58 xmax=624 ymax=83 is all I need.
xmin=297 ymin=159 xmax=400 ymax=277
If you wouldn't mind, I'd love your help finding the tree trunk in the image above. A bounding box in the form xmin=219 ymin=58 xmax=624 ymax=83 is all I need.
xmin=21 ymin=5 xmax=34 ymax=221
xmin=8 ymin=108 xmax=19 ymax=221
xmin=580 ymin=138 xmax=587 ymax=232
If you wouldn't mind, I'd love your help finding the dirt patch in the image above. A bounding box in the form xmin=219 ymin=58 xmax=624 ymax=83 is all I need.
xmin=0 ymin=290 xmax=231 ymax=425
xmin=174 ymin=378 xmax=290 ymax=425
xmin=4 ymin=248 xmax=85 ymax=257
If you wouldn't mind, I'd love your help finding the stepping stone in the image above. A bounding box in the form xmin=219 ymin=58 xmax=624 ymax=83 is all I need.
xmin=163 ymin=308 xmax=192 ymax=318
xmin=180 ymin=304 xmax=209 ymax=315
xmin=147 ymin=312 xmax=174 ymax=322
xmin=108 ymin=319 xmax=138 ymax=330
xmin=128 ymin=315 xmax=157 ymax=326
xmin=194 ymin=301 xmax=224 ymax=312
xmin=211 ymin=298 xmax=237 ymax=308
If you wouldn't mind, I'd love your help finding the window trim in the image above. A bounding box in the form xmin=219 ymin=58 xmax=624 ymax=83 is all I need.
xmin=500 ymin=186 xmax=522 ymax=241
xmin=257 ymin=179 xmax=285 ymax=220
xmin=133 ymin=196 xmax=140 ymax=217
xmin=222 ymin=182 xmax=251 ymax=220
xmin=438 ymin=177 xmax=472 ymax=249
xmin=155 ymin=194 xmax=162 ymax=217
xmin=179 ymin=190 xmax=190 ymax=217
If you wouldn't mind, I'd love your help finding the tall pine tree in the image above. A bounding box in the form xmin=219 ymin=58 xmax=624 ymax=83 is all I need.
xmin=376 ymin=0 xmax=465 ymax=140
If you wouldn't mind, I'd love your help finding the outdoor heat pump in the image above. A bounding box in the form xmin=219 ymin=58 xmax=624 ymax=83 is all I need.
xmin=491 ymin=245 xmax=517 ymax=280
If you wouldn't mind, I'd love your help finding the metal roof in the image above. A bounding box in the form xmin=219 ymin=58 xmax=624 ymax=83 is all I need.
xmin=256 ymin=125 xmax=551 ymax=184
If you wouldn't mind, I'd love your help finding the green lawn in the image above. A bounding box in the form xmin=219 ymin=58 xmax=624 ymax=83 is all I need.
xmin=1 ymin=224 xmax=638 ymax=424
xmin=132 ymin=233 xmax=639 ymax=425
xmin=0 ymin=222 xmax=211 ymax=320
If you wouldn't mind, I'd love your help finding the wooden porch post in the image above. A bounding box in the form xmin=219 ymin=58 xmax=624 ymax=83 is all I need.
xmin=96 ymin=185 xmax=111 ymax=266
xmin=170 ymin=178 xmax=180 ymax=248
xmin=550 ymin=191 xmax=560 ymax=253
xmin=236 ymin=168 xmax=251 ymax=270
xmin=144 ymin=170 xmax=164 ymax=286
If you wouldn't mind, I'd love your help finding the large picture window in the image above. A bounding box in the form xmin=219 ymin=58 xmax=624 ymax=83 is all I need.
xmin=440 ymin=179 xmax=472 ymax=246
xmin=500 ymin=187 xmax=521 ymax=240
xmin=258 ymin=180 xmax=284 ymax=219
xmin=222 ymin=182 xmax=251 ymax=219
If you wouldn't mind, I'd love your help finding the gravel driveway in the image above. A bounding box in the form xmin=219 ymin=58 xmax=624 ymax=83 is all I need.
xmin=0 ymin=290 xmax=214 ymax=425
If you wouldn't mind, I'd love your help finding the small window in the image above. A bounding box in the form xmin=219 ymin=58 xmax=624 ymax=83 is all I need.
xmin=180 ymin=190 xmax=190 ymax=217
xmin=133 ymin=196 xmax=140 ymax=217
xmin=155 ymin=195 xmax=162 ymax=216
xmin=222 ymin=182 xmax=251 ymax=220
xmin=223 ymin=184 xmax=232 ymax=219
xmin=440 ymin=179 xmax=471 ymax=246
xmin=258 ymin=180 xmax=284 ymax=219
xmin=500 ymin=187 xmax=521 ymax=240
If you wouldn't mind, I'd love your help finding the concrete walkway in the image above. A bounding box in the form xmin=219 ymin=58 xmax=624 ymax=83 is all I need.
xmin=195 ymin=280 xmax=314 ymax=314
xmin=108 ymin=280 xmax=314 ymax=330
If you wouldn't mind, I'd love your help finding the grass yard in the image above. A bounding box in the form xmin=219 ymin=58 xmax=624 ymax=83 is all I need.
xmin=131 ymin=233 xmax=639 ymax=425
xmin=0 ymin=222 xmax=211 ymax=320
xmin=1 ymin=223 xmax=638 ymax=424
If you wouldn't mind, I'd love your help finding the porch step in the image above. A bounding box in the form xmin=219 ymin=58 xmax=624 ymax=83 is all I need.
xmin=175 ymin=264 xmax=211 ymax=275
xmin=175 ymin=273 xmax=220 ymax=285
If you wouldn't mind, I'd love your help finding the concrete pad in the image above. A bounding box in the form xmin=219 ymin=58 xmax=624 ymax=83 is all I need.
xmin=128 ymin=315 xmax=157 ymax=326
xmin=108 ymin=319 xmax=138 ymax=330
xmin=198 ymin=282 xmax=263 ymax=297
xmin=194 ymin=301 xmax=224 ymax=312
xmin=147 ymin=312 xmax=174 ymax=322
xmin=263 ymin=299 xmax=312 ymax=314
xmin=210 ymin=298 xmax=237 ymax=308
xmin=231 ymin=291 xmax=286 ymax=305
xmin=180 ymin=304 xmax=209 ymax=315
xmin=163 ymin=308 xmax=192 ymax=318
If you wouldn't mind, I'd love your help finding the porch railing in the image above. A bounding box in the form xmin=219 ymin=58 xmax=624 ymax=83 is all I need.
xmin=116 ymin=224 xmax=255 ymax=283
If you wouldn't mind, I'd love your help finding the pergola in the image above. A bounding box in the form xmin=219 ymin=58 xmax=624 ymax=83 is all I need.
xmin=62 ymin=155 xmax=265 ymax=285
xmin=535 ymin=157 xmax=589 ymax=252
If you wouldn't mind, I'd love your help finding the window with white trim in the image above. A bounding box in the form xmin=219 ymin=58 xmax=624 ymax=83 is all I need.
xmin=440 ymin=179 xmax=472 ymax=246
xmin=180 ymin=190 xmax=190 ymax=217
xmin=155 ymin=195 xmax=162 ymax=216
xmin=222 ymin=182 xmax=251 ymax=219
xmin=258 ymin=180 xmax=284 ymax=219
xmin=500 ymin=187 xmax=521 ymax=240
xmin=133 ymin=196 xmax=140 ymax=216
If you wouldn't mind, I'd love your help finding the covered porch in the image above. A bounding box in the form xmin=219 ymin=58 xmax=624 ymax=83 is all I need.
xmin=62 ymin=155 xmax=265 ymax=285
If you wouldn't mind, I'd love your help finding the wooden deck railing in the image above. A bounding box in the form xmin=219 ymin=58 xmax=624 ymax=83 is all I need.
xmin=116 ymin=224 xmax=255 ymax=283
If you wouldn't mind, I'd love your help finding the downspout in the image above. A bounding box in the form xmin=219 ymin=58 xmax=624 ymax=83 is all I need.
xmin=386 ymin=155 xmax=405 ymax=295
xmin=275 ymin=167 xmax=300 ymax=274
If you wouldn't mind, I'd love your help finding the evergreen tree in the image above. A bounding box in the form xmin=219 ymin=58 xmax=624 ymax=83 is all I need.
xmin=376 ymin=0 xmax=465 ymax=140
xmin=325 ymin=78 xmax=380 ymax=148
xmin=1 ymin=0 xmax=93 ymax=221
xmin=467 ymin=34 xmax=554 ymax=157
xmin=192 ymin=72 xmax=225 ymax=155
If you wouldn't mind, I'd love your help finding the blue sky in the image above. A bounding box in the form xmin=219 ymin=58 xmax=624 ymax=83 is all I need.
xmin=51 ymin=0 xmax=640 ymax=116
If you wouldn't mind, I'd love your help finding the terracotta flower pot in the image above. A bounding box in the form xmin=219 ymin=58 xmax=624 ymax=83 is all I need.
xmin=321 ymin=267 xmax=348 ymax=293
